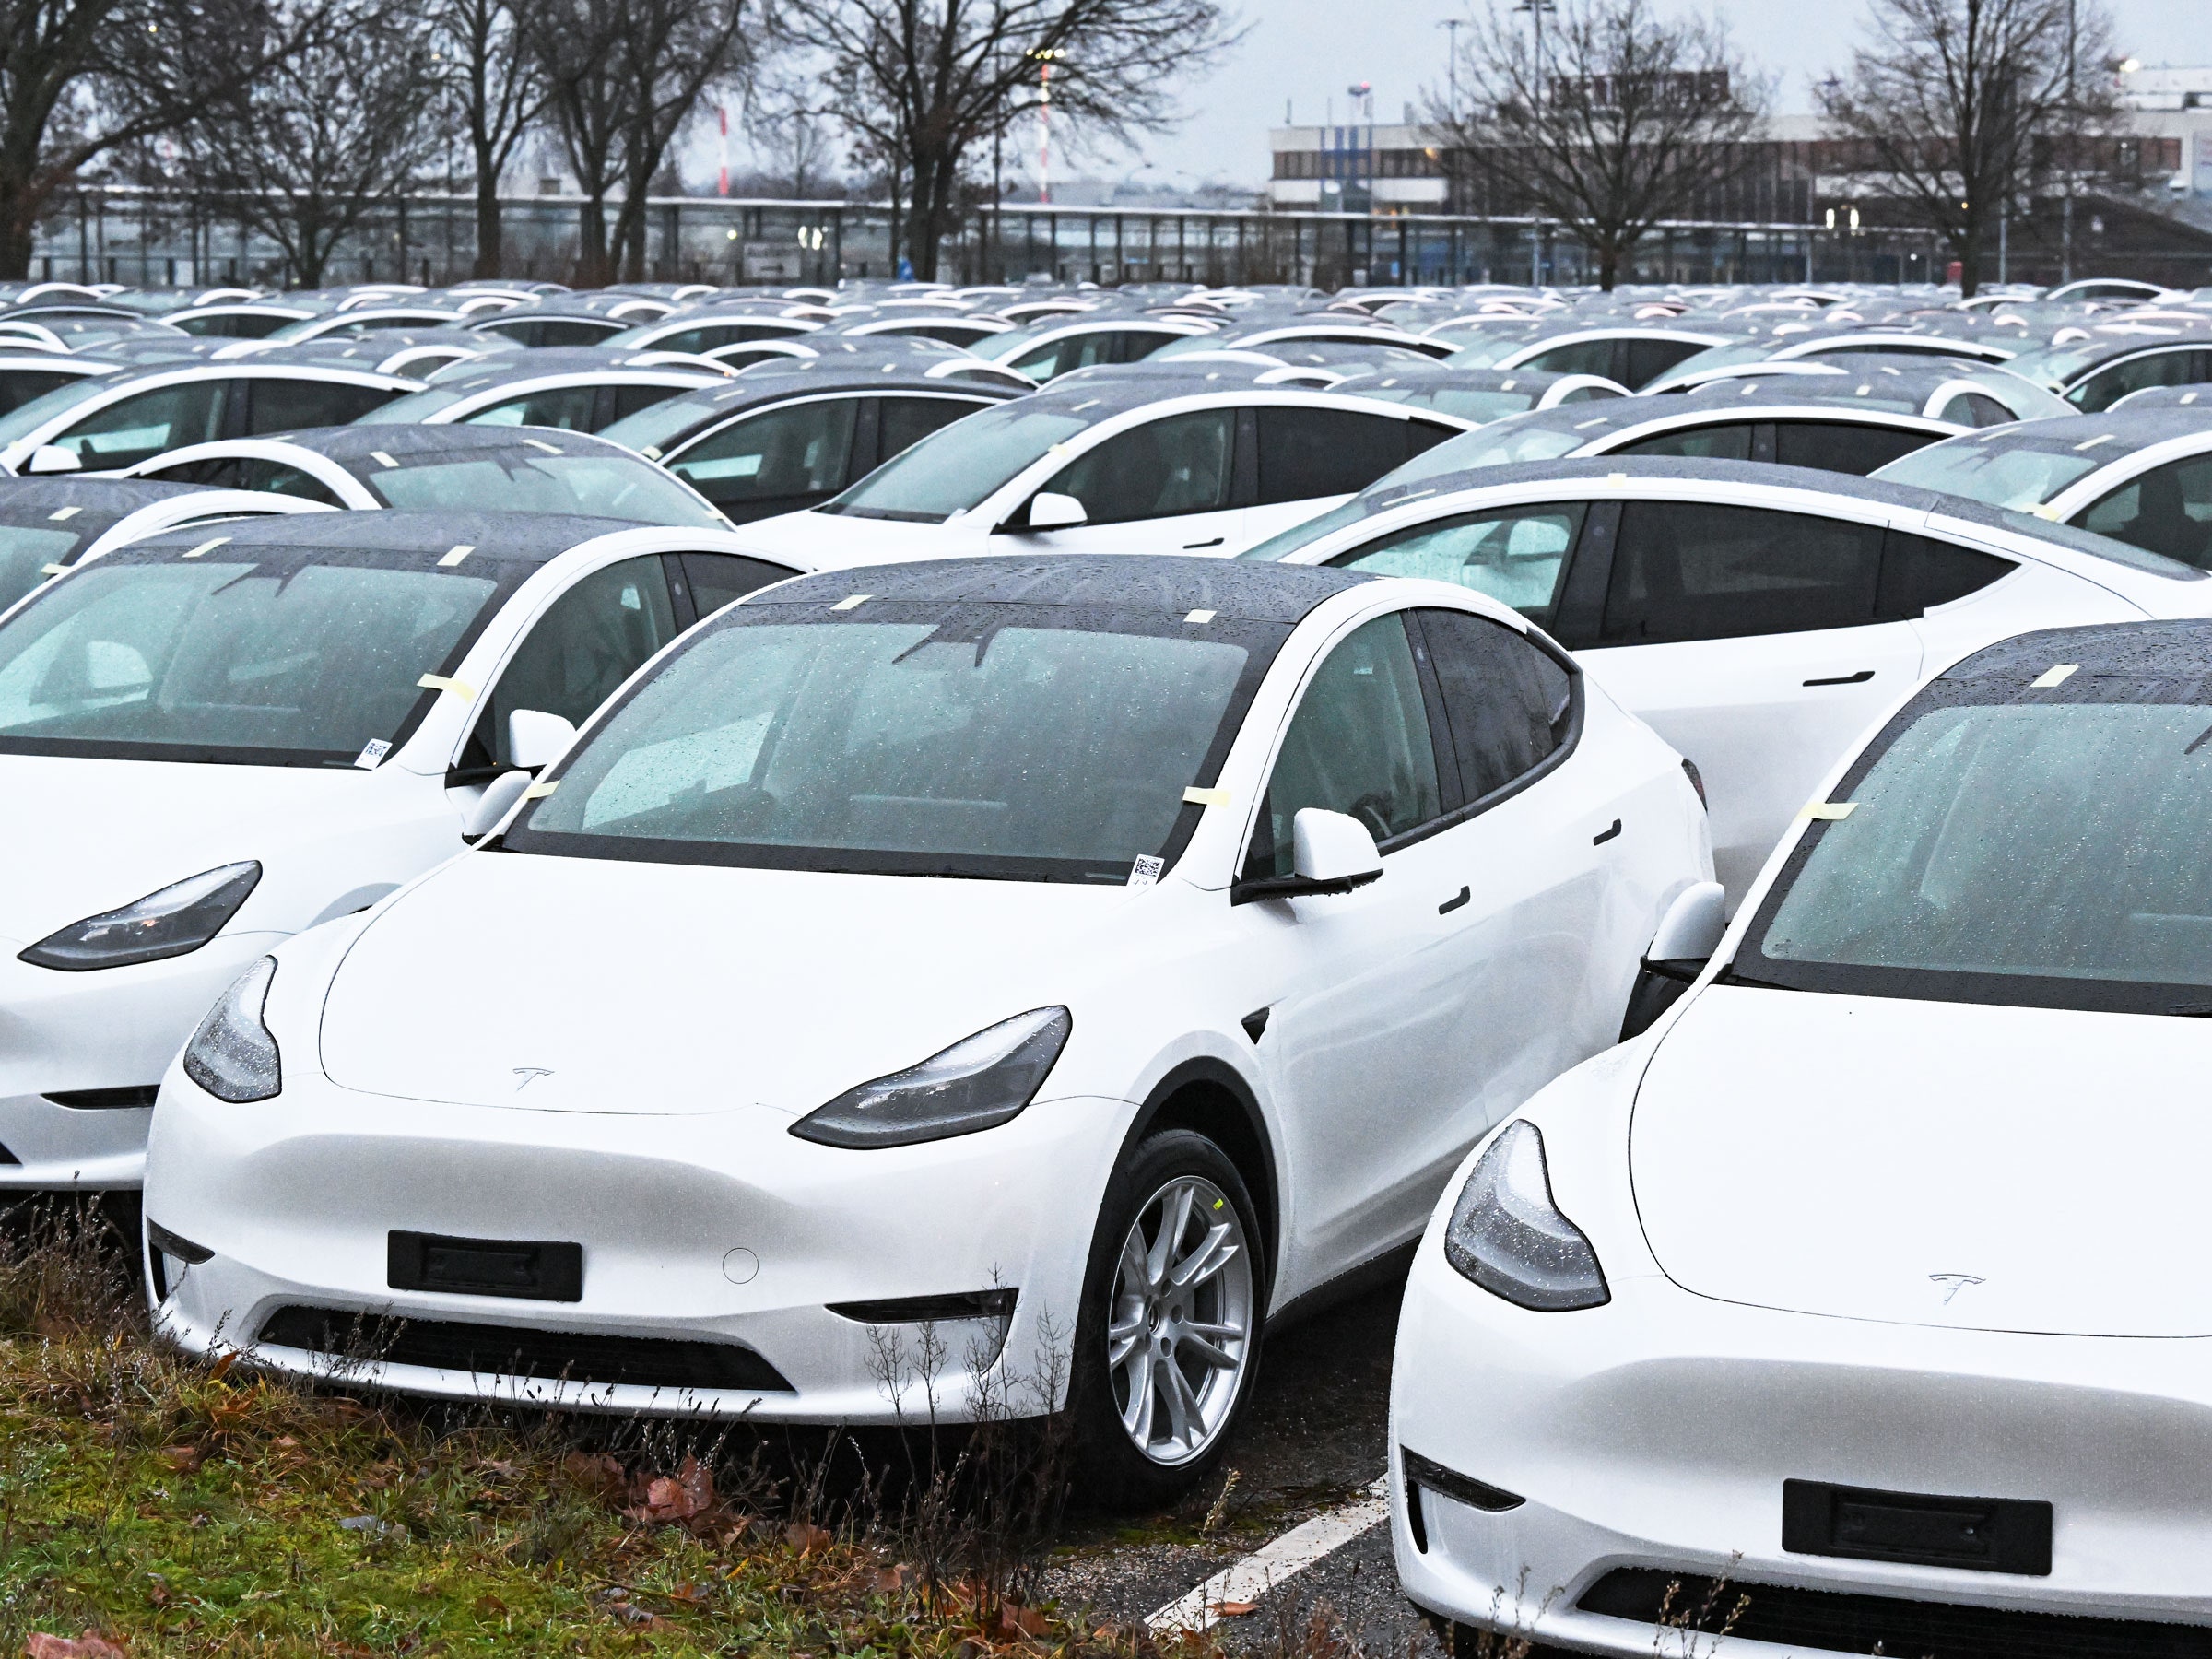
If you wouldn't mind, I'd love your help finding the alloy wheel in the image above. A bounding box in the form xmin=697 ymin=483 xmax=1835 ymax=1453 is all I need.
xmin=1106 ymin=1172 xmax=1254 ymax=1465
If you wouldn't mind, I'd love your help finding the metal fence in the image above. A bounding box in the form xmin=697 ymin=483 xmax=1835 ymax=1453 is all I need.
xmin=32 ymin=186 xmax=1951 ymax=290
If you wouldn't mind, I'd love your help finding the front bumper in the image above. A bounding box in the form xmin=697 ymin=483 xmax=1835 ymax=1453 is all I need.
xmin=145 ymin=1065 xmax=1128 ymax=1422
xmin=1388 ymin=1249 xmax=2212 ymax=1654
xmin=0 ymin=934 xmax=281 ymax=1189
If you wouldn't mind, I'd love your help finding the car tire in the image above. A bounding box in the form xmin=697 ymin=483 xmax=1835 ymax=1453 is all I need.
xmin=1070 ymin=1128 xmax=1266 ymax=1511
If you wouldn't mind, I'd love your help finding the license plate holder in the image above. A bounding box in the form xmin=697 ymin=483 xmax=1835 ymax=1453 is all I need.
xmin=1783 ymin=1479 xmax=2051 ymax=1576
xmin=387 ymin=1230 xmax=583 ymax=1303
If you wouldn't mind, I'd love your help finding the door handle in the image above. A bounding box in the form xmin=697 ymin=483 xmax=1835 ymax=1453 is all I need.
xmin=1438 ymin=886 xmax=1471 ymax=914
xmin=1592 ymin=818 xmax=1622 ymax=846
xmin=1803 ymin=669 xmax=1875 ymax=687
xmin=1182 ymin=536 xmax=1225 ymax=549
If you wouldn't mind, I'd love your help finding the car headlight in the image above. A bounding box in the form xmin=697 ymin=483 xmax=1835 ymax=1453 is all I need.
xmin=790 ymin=1007 xmax=1072 ymax=1148
xmin=182 ymin=957 xmax=281 ymax=1103
xmin=17 ymin=862 xmax=261 ymax=971
xmin=1442 ymin=1120 xmax=1608 ymax=1311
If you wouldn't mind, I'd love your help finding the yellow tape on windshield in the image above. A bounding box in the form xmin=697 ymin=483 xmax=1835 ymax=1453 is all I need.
xmin=416 ymin=674 xmax=476 ymax=700
xmin=1799 ymin=801 xmax=1856 ymax=821
xmin=1183 ymin=786 xmax=1231 ymax=807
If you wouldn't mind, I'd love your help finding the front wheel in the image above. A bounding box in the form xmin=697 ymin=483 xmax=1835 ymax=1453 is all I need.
xmin=1071 ymin=1129 xmax=1265 ymax=1509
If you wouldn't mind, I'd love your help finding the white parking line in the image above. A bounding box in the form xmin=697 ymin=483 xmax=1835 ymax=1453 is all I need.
xmin=1146 ymin=1474 xmax=1391 ymax=1634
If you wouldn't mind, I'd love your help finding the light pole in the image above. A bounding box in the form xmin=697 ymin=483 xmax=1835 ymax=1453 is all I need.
xmin=1030 ymin=48 xmax=1067 ymax=206
xmin=1439 ymin=18 xmax=1462 ymax=121
xmin=1515 ymin=0 xmax=1555 ymax=287
xmin=2061 ymin=0 xmax=2076 ymax=283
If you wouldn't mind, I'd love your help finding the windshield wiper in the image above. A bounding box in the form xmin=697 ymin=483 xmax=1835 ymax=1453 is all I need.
xmin=1713 ymin=964 xmax=1800 ymax=991
xmin=2167 ymin=1002 xmax=2212 ymax=1017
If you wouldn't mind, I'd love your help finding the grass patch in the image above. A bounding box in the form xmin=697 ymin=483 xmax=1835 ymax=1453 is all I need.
xmin=0 ymin=1201 xmax=1173 ymax=1657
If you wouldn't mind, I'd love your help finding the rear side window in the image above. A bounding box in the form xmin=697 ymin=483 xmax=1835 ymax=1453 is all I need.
xmin=1615 ymin=422 xmax=1753 ymax=461
xmin=243 ymin=377 xmax=400 ymax=434
xmin=1772 ymin=421 xmax=1936 ymax=477
xmin=1601 ymin=501 xmax=1884 ymax=644
xmin=1620 ymin=337 xmax=1705 ymax=389
xmin=1519 ymin=338 xmax=1613 ymax=379
xmin=1254 ymin=407 xmax=1417 ymax=504
xmin=1416 ymin=607 xmax=1572 ymax=805
xmin=607 ymin=382 xmax=686 ymax=424
xmin=680 ymin=551 xmax=796 ymax=618
xmin=0 ymin=369 xmax=78 ymax=416
xmin=53 ymin=382 xmax=226 ymax=469
xmin=668 ymin=399 xmax=858 ymax=512
xmin=1937 ymin=391 xmax=2018 ymax=428
xmin=1047 ymin=408 xmax=1234 ymax=524
xmin=1877 ymin=531 xmax=2015 ymax=617
xmin=2071 ymin=348 xmax=2211 ymax=413
xmin=1242 ymin=612 xmax=1442 ymax=877
xmin=535 ymin=319 xmax=625 ymax=348
xmin=465 ymin=385 xmax=599 ymax=431
xmin=2073 ymin=454 xmax=2212 ymax=568
xmin=141 ymin=453 xmax=346 ymax=506
xmin=1330 ymin=501 xmax=1585 ymax=629
xmin=878 ymin=396 xmax=982 ymax=463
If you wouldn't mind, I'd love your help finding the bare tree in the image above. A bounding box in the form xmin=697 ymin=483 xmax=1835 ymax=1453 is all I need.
xmin=0 ymin=0 xmax=315 ymax=279
xmin=1432 ymin=0 xmax=1767 ymax=291
xmin=1818 ymin=0 xmax=2115 ymax=296
xmin=182 ymin=0 xmax=447 ymax=287
xmin=743 ymin=76 xmax=838 ymax=198
xmin=782 ymin=0 xmax=1241 ymax=282
xmin=436 ymin=0 xmax=547 ymax=277
xmin=524 ymin=0 xmax=748 ymax=286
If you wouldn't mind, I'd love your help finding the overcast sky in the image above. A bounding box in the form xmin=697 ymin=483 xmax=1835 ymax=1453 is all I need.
xmin=1094 ymin=0 xmax=2212 ymax=189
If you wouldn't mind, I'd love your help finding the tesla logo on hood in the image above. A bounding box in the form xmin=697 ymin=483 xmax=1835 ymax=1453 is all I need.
xmin=1929 ymin=1273 xmax=1985 ymax=1304
xmin=511 ymin=1067 xmax=555 ymax=1089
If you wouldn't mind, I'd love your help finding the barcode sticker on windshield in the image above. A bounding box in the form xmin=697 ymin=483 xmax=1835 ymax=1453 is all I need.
xmin=1127 ymin=855 xmax=1165 ymax=889
xmin=353 ymin=739 xmax=392 ymax=771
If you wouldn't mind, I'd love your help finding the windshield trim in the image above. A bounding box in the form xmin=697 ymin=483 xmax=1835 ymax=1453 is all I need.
xmin=0 ymin=546 xmax=527 ymax=768
xmin=497 ymin=596 xmax=1293 ymax=884
xmin=1733 ymin=671 xmax=2212 ymax=1016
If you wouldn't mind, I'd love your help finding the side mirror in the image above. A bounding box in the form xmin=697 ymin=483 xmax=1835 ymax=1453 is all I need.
xmin=1232 ymin=808 xmax=1384 ymax=904
xmin=1619 ymin=880 xmax=1728 ymax=1041
xmin=1023 ymin=490 xmax=1088 ymax=531
xmin=461 ymin=768 xmax=535 ymax=842
xmin=25 ymin=444 xmax=79 ymax=475
xmin=508 ymin=708 xmax=577 ymax=771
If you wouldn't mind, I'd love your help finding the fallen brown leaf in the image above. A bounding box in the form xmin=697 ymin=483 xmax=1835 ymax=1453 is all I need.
xmin=1212 ymin=1600 xmax=1258 ymax=1617
xmin=471 ymin=1594 xmax=506 ymax=1618
xmin=157 ymin=1445 xmax=202 ymax=1474
xmin=868 ymin=1562 xmax=916 ymax=1595
xmin=27 ymin=1632 xmax=127 ymax=1658
xmin=561 ymin=1452 xmax=627 ymax=1500
xmin=997 ymin=1601 xmax=1051 ymax=1638
xmin=782 ymin=1521 xmax=831 ymax=1554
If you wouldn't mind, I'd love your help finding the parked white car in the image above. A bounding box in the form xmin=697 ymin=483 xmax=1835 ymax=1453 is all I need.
xmin=0 ymin=477 xmax=334 ymax=610
xmin=1243 ymin=455 xmax=2212 ymax=896
xmin=1393 ymin=618 xmax=2212 ymax=1654
xmin=0 ymin=512 xmax=810 ymax=1190
xmin=732 ymin=383 xmax=1471 ymax=565
xmin=143 ymin=553 xmax=1710 ymax=1505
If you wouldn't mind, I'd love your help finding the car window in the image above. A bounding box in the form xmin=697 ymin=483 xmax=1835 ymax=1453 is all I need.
xmin=1254 ymin=406 xmax=1418 ymax=505
xmin=535 ymin=319 xmax=625 ymax=347
xmin=245 ymin=377 xmax=401 ymax=434
xmin=1415 ymin=607 xmax=1573 ymax=805
xmin=1614 ymin=421 xmax=1753 ymax=461
xmin=2073 ymin=454 xmax=2212 ymax=569
xmin=1937 ymin=391 xmax=2018 ymax=428
xmin=1330 ymin=501 xmax=1584 ymax=629
xmin=668 ymin=399 xmax=858 ymax=511
xmin=0 ymin=369 xmax=80 ymax=417
xmin=1601 ymin=500 xmax=1885 ymax=644
xmin=53 ymin=382 xmax=225 ymax=469
xmin=1877 ymin=530 xmax=2015 ymax=616
xmin=2071 ymin=349 xmax=2211 ymax=413
xmin=464 ymin=385 xmax=600 ymax=431
xmin=0 ymin=524 xmax=84 ymax=610
xmin=1620 ymin=337 xmax=1706 ymax=389
xmin=679 ymin=551 xmax=794 ymax=618
xmin=1046 ymin=407 xmax=1235 ymax=525
xmin=1518 ymin=338 xmax=1614 ymax=379
xmin=878 ymin=395 xmax=984 ymax=465
xmin=141 ymin=453 xmax=347 ymax=505
xmin=1241 ymin=612 xmax=1442 ymax=877
xmin=463 ymin=555 xmax=678 ymax=771
xmin=1772 ymin=420 xmax=1936 ymax=476
xmin=607 ymin=382 xmax=688 ymax=424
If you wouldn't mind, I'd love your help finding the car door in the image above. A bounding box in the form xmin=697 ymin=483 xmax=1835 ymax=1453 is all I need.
xmin=53 ymin=381 xmax=227 ymax=471
xmin=1017 ymin=406 xmax=1246 ymax=556
xmin=1567 ymin=498 xmax=1923 ymax=900
xmin=445 ymin=554 xmax=682 ymax=789
xmin=662 ymin=397 xmax=861 ymax=524
xmin=1246 ymin=405 xmax=1458 ymax=545
xmin=2071 ymin=452 xmax=2212 ymax=568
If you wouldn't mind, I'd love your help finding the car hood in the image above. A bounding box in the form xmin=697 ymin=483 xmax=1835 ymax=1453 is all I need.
xmin=735 ymin=507 xmax=980 ymax=568
xmin=0 ymin=753 xmax=373 ymax=947
xmin=1630 ymin=986 xmax=2212 ymax=1337
xmin=317 ymin=848 xmax=1145 ymax=1115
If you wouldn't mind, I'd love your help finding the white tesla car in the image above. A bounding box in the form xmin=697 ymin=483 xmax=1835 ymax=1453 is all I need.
xmin=0 ymin=512 xmax=811 ymax=1190
xmin=1392 ymin=617 xmax=2212 ymax=1655
xmin=1243 ymin=455 xmax=2212 ymax=897
xmin=143 ymin=554 xmax=1710 ymax=1503
xmin=731 ymin=382 xmax=1470 ymax=565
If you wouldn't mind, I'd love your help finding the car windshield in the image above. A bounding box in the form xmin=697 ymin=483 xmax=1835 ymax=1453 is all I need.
xmin=600 ymin=394 xmax=730 ymax=455
xmin=360 ymin=451 xmax=723 ymax=525
xmin=0 ymin=523 xmax=89 ymax=610
xmin=2004 ymin=343 xmax=2104 ymax=387
xmin=1872 ymin=437 xmax=2103 ymax=508
xmin=1350 ymin=382 xmax=1538 ymax=422
xmin=505 ymin=601 xmax=1278 ymax=882
xmin=351 ymin=386 xmax=477 ymax=423
xmin=0 ymin=548 xmax=505 ymax=764
xmin=1236 ymin=497 xmax=1372 ymax=561
xmin=0 ymin=375 xmax=122 ymax=450
xmin=1739 ymin=679 xmax=2212 ymax=1014
xmin=1377 ymin=419 xmax=1585 ymax=485
xmin=816 ymin=402 xmax=1096 ymax=522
